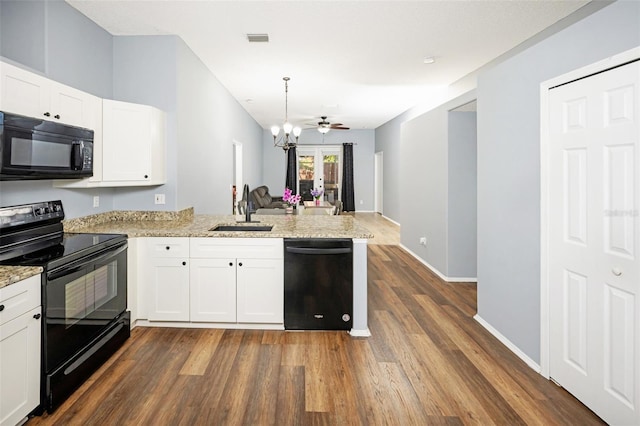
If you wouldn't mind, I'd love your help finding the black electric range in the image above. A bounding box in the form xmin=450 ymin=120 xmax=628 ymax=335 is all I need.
xmin=0 ymin=200 xmax=130 ymax=413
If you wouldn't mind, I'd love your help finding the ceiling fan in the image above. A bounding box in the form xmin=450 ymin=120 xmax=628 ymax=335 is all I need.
xmin=311 ymin=116 xmax=350 ymax=134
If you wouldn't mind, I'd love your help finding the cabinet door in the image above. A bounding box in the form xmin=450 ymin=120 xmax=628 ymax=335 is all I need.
xmin=0 ymin=306 xmax=41 ymax=426
xmin=190 ymin=258 xmax=237 ymax=322
xmin=49 ymin=81 xmax=100 ymax=128
xmin=0 ymin=62 xmax=50 ymax=120
xmin=237 ymin=258 xmax=283 ymax=323
xmin=102 ymin=99 xmax=152 ymax=182
xmin=148 ymin=258 xmax=190 ymax=321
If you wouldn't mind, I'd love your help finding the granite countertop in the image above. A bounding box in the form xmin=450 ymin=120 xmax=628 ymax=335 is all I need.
xmin=0 ymin=208 xmax=371 ymax=289
xmin=63 ymin=208 xmax=374 ymax=239
xmin=0 ymin=266 xmax=43 ymax=289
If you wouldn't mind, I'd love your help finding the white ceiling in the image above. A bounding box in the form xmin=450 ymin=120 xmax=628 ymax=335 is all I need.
xmin=66 ymin=0 xmax=589 ymax=130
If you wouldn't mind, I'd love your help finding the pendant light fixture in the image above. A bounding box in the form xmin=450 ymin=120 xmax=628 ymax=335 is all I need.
xmin=271 ymin=77 xmax=301 ymax=151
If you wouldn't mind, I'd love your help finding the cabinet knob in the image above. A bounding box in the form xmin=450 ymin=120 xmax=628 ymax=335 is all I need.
xmin=34 ymin=313 xmax=41 ymax=320
xmin=229 ymin=262 xmax=233 ymax=267
xmin=238 ymin=262 xmax=243 ymax=267
xmin=182 ymin=261 xmax=187 ymax=266
xmin=54 ymin=114 xmax=60 ymax=119
xmin=166 ymin=246 xmax=170 ymax=250
xmin=144 ymin=175 xmax=149 ymax=179
xmin=0 ymin=304 xmax=4 ymax=311
xmin=612 ymin=268 xmax=622 ymax=276
xmin=44 ymin=112 xmax=51 ymax=117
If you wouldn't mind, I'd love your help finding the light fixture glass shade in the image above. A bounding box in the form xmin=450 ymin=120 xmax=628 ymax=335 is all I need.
xmin=283 ymin=122 xmax=293 ymax=134
xmin=293 ymin=127 xmax=301 ymax=137
xmin=271 ymin=126 xmax=280 ymax=137
xmin=318 ymin=126 xmax=330 ymax=134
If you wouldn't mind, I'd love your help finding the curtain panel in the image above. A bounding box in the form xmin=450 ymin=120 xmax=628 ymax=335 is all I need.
xmin=341 ymin=143 xmax=355 ymax=212
xmin=285 ymin=146 xmax=297 ymax=194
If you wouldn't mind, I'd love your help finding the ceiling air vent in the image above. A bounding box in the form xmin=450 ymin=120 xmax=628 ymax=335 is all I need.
xmin=247 ymin=33 xmax=269 ymax=43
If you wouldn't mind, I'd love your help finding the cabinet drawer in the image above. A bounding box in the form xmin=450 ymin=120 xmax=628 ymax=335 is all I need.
xmin=190 ymin=238 xmax=283 ymax=259
xmin=0 ymin=275 xmax=41 ymax=326
xmin=146 ymin=238 xmax=190 ymax=258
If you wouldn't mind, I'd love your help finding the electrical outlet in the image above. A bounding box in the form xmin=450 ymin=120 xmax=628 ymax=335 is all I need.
xmin=419 ymin=237 xmax=427 ymax=246
xmin=154 ymin=194 xmax=166 ymax=205
xmin=93 ymin=196 xmax=99 ymax=208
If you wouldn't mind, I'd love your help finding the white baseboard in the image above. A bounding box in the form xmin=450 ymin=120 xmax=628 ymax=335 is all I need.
xmin=135 ymin=320 xmax=285 ymax=330
xmin=474 ymin=314 xmax=541 ymax=373
xmin=399 ymin=244 xmax=478 ymax=283
xmin=381 ymin=215 xmax=400 ymax=226
xmin=350 ymin=328 xmax=371 ymax=337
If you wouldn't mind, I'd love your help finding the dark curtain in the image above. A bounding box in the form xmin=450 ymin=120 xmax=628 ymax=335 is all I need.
xmin=285 ymin=145 xmax=297 ymax=193
xmin=341 ymin=143 xmax=355 ymax=212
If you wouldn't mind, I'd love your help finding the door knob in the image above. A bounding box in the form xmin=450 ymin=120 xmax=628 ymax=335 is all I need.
xmin=612 ymin=268 xmax=622 ymax=276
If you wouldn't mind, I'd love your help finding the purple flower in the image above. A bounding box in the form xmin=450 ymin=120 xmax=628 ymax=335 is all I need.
xmin=310 ymin=188 xmax=323 ymax=199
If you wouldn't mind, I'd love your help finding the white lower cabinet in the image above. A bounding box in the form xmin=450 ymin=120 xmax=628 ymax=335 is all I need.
xmin=236 ymin=258 xmax=283 ymax=323
xmin=190 ymin=238 xmax=284 ymax=324
xmin=190 ymin=258 xmax=237 ymax=322
xmin=0 ymin=275 xmax=41 ymax=426
xmin=145 ymin=238 xmax=190 ymax=322
xmin=141 ymin=237 xmax=284 ymax=326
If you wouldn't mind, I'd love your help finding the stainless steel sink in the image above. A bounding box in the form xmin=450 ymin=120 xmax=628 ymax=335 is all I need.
xmin=209 ymin=224 xmax=273 ymax=232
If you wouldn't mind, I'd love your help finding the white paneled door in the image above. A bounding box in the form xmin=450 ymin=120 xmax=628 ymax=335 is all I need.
xmin=549 ymin=60 xmax=639 ymax=425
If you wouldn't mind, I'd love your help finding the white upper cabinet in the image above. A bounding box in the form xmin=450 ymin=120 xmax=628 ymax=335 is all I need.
xmin=101 ymin=99 xmax=166 ymax=185
xmin=0 ymin=61 xmax=167 ymax=188
xmin=0 ymin=61 xmax=99 ymax=129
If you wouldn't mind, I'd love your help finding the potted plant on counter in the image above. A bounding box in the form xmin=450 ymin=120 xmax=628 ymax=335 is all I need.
xmin=310 ymin=188 xmax=323 ymax=206
xmin=283 ymin=188 xmax=301 ymax=214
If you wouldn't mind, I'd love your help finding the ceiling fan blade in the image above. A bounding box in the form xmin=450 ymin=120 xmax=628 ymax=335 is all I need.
xmin=331 ymin=126 xmax=350 ymax=130
xmin=329 ymin=123 xmax=343 ymax=127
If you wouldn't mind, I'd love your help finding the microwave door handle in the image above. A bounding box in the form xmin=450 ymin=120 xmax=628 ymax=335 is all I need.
xmin=47 ymin=243 xmax=127 ymax=281
xmin=71 ymin=142 xmax=82 ymax=170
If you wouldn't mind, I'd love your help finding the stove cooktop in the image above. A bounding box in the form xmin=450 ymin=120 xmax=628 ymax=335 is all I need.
xmin=0 ymin=233 xmax=127 ymax=269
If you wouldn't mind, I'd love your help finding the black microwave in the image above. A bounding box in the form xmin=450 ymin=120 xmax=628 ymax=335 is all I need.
xmin=0 ymin=111 xmax=94 ymax=180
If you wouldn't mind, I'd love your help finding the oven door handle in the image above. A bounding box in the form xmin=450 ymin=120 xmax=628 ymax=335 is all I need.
xmin=47 ymin=242 xmax=127 ymax=281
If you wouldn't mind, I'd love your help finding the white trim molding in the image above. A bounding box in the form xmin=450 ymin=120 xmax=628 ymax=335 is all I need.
xmin=399 ymin=244 xmax=478 ymax=283
xmin=539 ymin=46 xmax=640 ymax=378
xmin=474 ymin=315 xmax=541 ymax=373
xmin=381 ymin=214 xmax=400 ymax=226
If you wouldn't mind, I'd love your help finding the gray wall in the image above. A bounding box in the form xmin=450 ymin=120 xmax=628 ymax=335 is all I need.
xmin=374 ymin=115 xmax=403 ymax=222
xmin=476 ymin=0 xmax=640 ymax=362
xmin=0 ymin=0 xmax=115 ymax=218
xmin=175 ymin=38 xmax=263 ymax=214
xmin=262 ymin=128 xmax=375 ymax=211
xmin=448 ymin=111 xmax=477 ymax=278
xmin=0 ymin=0 xmax=113 ymax=98
xmin=400 ymin=91 xmax=477 ymax=278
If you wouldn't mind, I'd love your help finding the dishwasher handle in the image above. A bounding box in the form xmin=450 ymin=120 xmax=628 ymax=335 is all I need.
xmin=285 ymin=246 xmax=352 ymax=255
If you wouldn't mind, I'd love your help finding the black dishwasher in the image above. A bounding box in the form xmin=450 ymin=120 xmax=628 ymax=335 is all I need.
xmin=284 ymin=238 xmax=353 ymax=330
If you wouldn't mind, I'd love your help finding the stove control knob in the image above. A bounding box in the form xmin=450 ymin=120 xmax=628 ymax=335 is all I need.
xmin=0 ymin=305 xmax=4 ymax=311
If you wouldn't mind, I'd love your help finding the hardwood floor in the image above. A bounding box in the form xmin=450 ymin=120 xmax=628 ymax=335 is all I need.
xmin=349 ymin=212 xmax=400 ymax=245
xmin=28 ymin=215 xmax=603 ymax=425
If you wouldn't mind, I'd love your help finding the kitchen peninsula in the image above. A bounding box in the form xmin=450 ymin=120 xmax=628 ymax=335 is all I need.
xmin=63 ymin=208 xmax=373 ymax=336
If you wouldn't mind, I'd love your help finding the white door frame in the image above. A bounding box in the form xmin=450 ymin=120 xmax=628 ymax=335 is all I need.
xmin=374 ymin=151 xmax=383 ymax=214
xmin=539 ymin=46 xmax=640 ymax=378
xmin=297 ymin=145 xmax=342 ymax=200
